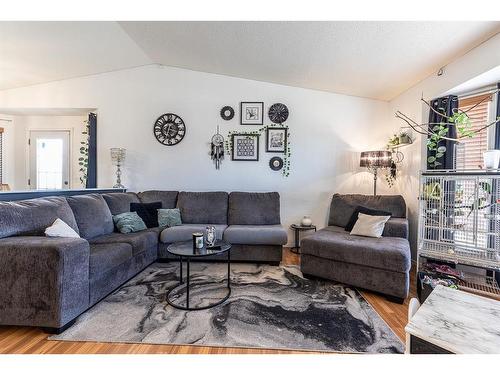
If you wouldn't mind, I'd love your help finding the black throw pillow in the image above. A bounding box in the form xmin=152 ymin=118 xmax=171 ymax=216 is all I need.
xmin=130 ymin=201 xmax=162 ymax=228
xmin=344 ymin=205 xmax=392 ymax=232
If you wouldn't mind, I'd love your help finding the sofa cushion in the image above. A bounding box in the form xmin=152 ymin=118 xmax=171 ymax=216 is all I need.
xmin=130 ymin=201 xmax=162 ymax=228
xmin=158 ymin=208 xmax=182 ymax=228
xmin=300 ymin=226 xmax=411 ymax=273
xmin=228 ymin=192 xmax=281 ymax=225
xmin=223 ymin=225 xmax=287 ymax=245
xmin=0 ymin=196 xmax=79 ymax=239
xmin=177 ymin=192 xmax=228 ymax=224
xmin=89 ymin=243 xmax=133 ymax=278
xmin=66 ymin=194 xmax=114 ymax=239
xmin=344 ymin=206 xmax=392 ymax=232
xmin=138 ymin=190 xmax=178 ymax=209
xmin=160 ymin=224 xmax=227 ymax=244
xmin=383 ymin=218 xmax=409 ymax=239
xmin=113 ymin=212 xmax=148 ymax=233
xmin=328 ymin=194 xmax=406 ymax=228
xmin=89 ymin=230 xmax=158 ymax=256
xmin=102 ymin=192 xmax=140 ymax=215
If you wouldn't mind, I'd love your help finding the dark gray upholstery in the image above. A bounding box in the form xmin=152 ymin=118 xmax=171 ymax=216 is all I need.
xmin=0 ymin=236 xmax=89 ymax=327
xmin=138 ymin=190 xmax=178 ymax=208
xmin=0 ymin=196 xmax=79 ymax=238
xmin=301 ymin=226 xmax=410 ymax=273
xmin=177 ymin=191 xmax=228 ymax=224
xmin=160 ymin=224 xmax=227 ymax=243
xmin=301 ymin=254 xmax=409 ymax=299
xmin=102 ymin=192 xmax=140 ymax=215
xmin=0 ymin=189 xmax=285 ymax=330
xmin=90 ymin=230 xmax=158 ymax=256
xmin=89 ymin=243 xmax=133 ymax=278
xmin=66 ymin=194 xmax=114 ymax=239
xmin=301 ymin=193 xmax=411 ymax=300
xmin=383 ymin=218 xmax=409 ymax=239
xmin=328 ymin=193 xmax=406 ymax=227
xmin=223 ymin=225 xmax=287 ymax=245
xmin=228 ymin=192 xmax=281 ymax=225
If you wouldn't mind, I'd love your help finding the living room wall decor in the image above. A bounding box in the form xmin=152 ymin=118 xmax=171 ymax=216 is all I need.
xmin=153 ymin=113 xmax=186 ymax=146
xmin=240 ymin=102 xmax=264 ymax=125
xmin=269 ymin=156 xmax=284 ymax=171
xmin=220 ymin=106 xmax=234 ymax=121
xmin=211 ymin=126 xmax=225 ymax=169
xmin=225 ymin=123 xmax=291 ymax=176
xmin=231 ymin=133 xmax=260 ymax=161
xmin=266 ymin=127 xmax=287 ymax=153
xmin=268 ymin=103 xmax=289 ymax=124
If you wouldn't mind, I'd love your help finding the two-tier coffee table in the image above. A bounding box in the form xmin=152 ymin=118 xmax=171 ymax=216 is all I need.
xmin=166 ymin=239 xmax=232 ymax=311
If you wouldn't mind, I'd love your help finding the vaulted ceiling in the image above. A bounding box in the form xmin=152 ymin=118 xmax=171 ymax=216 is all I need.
xmin=1 ymin=21 xmax=499 ymax=100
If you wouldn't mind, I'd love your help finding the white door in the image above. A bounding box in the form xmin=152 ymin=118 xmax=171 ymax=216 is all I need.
xmin=29 ymin=131 xmax=70 ymax=190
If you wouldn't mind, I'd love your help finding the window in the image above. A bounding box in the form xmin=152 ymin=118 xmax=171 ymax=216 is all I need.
xmin=455 ymin=93 xmax=494 ymax=170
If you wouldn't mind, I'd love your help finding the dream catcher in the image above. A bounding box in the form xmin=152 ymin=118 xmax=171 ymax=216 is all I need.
xmin=211 ymin=126 xmax=224 ymax=169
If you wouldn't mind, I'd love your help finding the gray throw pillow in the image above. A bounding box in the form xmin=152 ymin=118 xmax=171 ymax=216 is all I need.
xmin=113 ymin=212 xmax=147 ymax=233
xmin=158 ymin=208 xmax=182 ymax=227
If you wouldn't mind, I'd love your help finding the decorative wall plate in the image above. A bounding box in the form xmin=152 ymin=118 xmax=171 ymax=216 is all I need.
xmin=268 ymin=103 xmax=289 ymax=124
xmin=153 ymin=113 xmax=186 ymax=146
xmin=220 ymin=106 xmax=235 ymax=121
xmin=269 ymin=156 xmax=284 ymax=171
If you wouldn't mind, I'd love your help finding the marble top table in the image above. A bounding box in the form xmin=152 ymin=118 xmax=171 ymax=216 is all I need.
xmin=405 ymin=285 xmax=500 ymax=354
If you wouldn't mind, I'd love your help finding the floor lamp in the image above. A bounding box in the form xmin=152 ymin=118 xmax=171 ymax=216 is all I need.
xmin=360 ymin=150 xmax=392 ymax=196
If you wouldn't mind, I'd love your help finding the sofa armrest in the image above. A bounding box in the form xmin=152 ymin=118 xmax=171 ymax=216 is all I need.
xmin=382 ymin=218 xmax=409 ymax=239
xmin=0 ymin=236 xmax=90 ymax=328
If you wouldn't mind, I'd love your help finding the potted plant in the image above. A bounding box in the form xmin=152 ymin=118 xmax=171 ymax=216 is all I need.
xmin=398 ymin=130 xmax=412 ymax=145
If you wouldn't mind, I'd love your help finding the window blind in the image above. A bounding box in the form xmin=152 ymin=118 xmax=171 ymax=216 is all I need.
xmin=455 ymin=93 xmax=492 ymax=170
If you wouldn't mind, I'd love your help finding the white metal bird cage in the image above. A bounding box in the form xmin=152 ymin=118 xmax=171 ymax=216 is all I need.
xmin=417 ymin=170 xmax=500 ymax=298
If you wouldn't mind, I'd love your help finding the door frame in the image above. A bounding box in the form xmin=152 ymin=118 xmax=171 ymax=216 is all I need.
xmin=26 ymin=128 xmax=73 ymax=190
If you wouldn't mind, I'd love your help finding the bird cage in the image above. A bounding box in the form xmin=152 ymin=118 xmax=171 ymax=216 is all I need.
xmin=418 ymin=170 xmax=500 ymax=270
xmin=418 ymin=170 xmax=500 ymax=299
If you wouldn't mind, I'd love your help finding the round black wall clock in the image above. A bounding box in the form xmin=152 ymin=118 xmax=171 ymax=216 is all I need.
xmin=220 ymin=106 xmax=235 ymax=121
xmin=153 ymin=113 xmax=186 ymax=146
xmin=268 ymin=103 xmax=289 ymax=124
xmin=269 ymin=157 xmax=284 ymax=171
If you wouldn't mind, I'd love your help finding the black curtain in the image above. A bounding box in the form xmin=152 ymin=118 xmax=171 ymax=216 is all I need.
xmin=427 ymin=95 xmax=459 ymax=169
xmin=86 ymin=113 xmax=97 ymax=188
xmin=495 ymin=82 xmax=500 ymax=149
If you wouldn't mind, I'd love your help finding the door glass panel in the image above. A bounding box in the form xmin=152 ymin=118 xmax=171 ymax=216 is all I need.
xmin=36 ymin=138 xmax=63 ymax=189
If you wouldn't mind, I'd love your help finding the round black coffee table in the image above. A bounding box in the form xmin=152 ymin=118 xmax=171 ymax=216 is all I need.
xmin=166 ymin=240 xmax=231 ymax=311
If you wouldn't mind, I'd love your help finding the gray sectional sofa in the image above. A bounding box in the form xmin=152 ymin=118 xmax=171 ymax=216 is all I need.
xmin=300 ymin=194 xmax=411 ymax=303
xmin=0 ymin=190 xmax=287 ymax=332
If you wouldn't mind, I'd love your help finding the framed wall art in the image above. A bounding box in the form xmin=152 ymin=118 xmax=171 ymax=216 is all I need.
xmin=240 ymin=102 xmax=264 ymax=125
xmin=266 ymin=127 xmax=287 ymax=153
xmin=231 ymin=133 xmax=260 ymax=161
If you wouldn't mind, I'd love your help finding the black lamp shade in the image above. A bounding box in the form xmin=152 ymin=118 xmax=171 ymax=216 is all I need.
xmin=360 ymin=150 xmax=392 ymax=168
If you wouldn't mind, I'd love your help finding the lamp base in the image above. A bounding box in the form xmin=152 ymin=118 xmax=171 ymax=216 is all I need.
xmin=113 ymin=183 xmax=125 ymax=189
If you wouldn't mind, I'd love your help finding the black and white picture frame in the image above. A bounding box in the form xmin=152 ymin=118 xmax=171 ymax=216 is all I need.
xmin=240 ymin=102 xmax=264 ymax=125
xmin=231 ymin=133 xmax=260 ymax=161
xmin=266 ymin=127 xmax=287 ymax=153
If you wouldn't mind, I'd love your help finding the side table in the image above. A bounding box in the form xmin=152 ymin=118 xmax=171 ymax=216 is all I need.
xmin=290 ymin=223 xmax=317 ymax=254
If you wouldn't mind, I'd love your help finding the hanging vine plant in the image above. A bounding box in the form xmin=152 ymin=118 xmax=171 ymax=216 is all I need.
xmin=225 ymin=123 xmax=292 ymax=177
xmin=79 ymin=119 xmax=90 ymax=186
xmin=395 ymin=91 xmax=500 ymax=168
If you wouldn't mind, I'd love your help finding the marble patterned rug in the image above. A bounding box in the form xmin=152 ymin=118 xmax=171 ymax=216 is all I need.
xmin=50 ymin=262 xmax=404 ymax=353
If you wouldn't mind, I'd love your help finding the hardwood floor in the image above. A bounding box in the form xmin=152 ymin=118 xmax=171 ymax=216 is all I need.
xmin=0 ymin=249 xmax=416 ymax=354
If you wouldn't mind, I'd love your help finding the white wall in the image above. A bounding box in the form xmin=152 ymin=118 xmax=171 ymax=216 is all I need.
xmin=0 ymin=65 xmax=395 ymax=246
xmin=389 ymin=32 xmax=500 ymax=258
xmin=3 ymin=115 xmax=88 ymax=190
xmin=0 ymin=116 xmax=15 ymax=189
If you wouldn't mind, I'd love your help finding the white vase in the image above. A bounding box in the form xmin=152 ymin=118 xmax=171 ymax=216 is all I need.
xmin=483 ymin=150 xmax=500 ymax=169
xmin=301 ymin=215 xmax=312 ymax=227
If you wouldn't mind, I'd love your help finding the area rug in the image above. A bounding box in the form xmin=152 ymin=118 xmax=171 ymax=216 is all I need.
xmin=50 ymin=262 xmax=404 ymax=353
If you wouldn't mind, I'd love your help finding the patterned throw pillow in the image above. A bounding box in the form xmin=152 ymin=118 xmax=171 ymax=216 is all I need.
xmin=113 ymin=212 xmax=147 ymax=234
xmin=157 ymin=208 xmax=182 ymax=228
